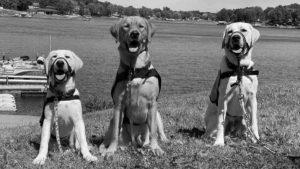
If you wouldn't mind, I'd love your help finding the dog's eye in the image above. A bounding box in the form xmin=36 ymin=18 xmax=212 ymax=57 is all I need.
xmin=227 ymin=30 xmax=233 ymax=34
xmin=123 ymin=23 xmax=129 ymax=28
xmin=52 ymin=55 xmax=57 ymax=58
xmin=139 ymin=24 xmax=144 ymax=29
xmin=241 ymin=29 xmax=247 ymax=32
xmin=65 ymin=55 xmax=70 ymax=59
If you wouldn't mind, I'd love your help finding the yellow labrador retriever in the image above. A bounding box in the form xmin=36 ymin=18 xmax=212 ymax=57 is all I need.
xmin=99 ymin=16 xmax=168 ymax=156
xmin=204 ymin=22 xmax=260 ymax=146
xmin=33 ymin=50 xmax=97 ymax=165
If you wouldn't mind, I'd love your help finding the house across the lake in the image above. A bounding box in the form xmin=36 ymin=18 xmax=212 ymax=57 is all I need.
xmin=27 ymin=5 xmax=59 ymax=15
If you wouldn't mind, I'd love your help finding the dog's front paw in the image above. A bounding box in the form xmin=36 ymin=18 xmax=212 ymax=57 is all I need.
xmin=99 ymin=144 xmax=117 ymax=157
xmin=250 ymin=134 xmax=260 ymax=143
xmin=149 ymin=143 xmax=164 ymax=156
xmin=213 ymin=140 xmax=225 ymax=146
xmin=160 ymin=136 xmax=170 ymax=143
xmin=32 ymin=154 xmax=47 ymax=165
xmin=83 ymin=153 xmax=97 ymax=162
xmin=150 ymin=146 xmax=164 ymax=156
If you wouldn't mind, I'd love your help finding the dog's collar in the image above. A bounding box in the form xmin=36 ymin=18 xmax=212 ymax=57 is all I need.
xmin=48 ymin=85 xmax=77 ymax=98
xmin=45 ymin=94 xmax=80 ymax=104
xmin=225 ymin=57 xmax=238 ymax=70
xmin=45 ymin=88 xmax=79 ymax=104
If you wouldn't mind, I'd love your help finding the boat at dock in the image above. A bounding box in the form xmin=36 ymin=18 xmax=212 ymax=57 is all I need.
xmin=0 ymin=55 xmax=47 ymax=95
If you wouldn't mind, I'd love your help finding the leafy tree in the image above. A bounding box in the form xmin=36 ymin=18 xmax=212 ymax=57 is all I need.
xmin=291 ymin=9 xmax=300 ymax=25
xmin=124 ymin=6 xmax=138 ymax=16
xmin=139 ymin=6 xmax=153 ymax=18
xmin=161 ymin=6 xmax=173 ymax=18
xmin=0 ymin=0 xmax=19 ymax=10
xmin=153 ymin=8 xmax=162 ymax=18
xmin=154 ymin=11 xmax=161 ymax=18
xmin=173 ymin=11 xmax=181 ymax=19
xmin=88 ymin=2 xmax=105 ymax=16
xmin=116 ymin=5 xmax=125 ymax=16
xmin=263 ymin=7 xmax=274 ymax=20
xmin=216 ymin=8 xmax=233 ymax=21
xmin=16 ymin=0 xmax=32 ymax=11
xmin=55 ymin=0 xmax=77 ymax=14
xmin=266 ymin=5 xmax=291 ymax=25
xmin=105 ymin=3 xmax=114 ymax=16
xmin=180 ymin=11 xmax=192 ymax=19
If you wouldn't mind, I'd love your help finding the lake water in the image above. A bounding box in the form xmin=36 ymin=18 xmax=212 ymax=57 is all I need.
xmin=0 ymin=17 xmax=299 ymax=116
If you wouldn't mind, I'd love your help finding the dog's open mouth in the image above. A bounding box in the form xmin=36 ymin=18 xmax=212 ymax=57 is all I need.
xmin=127 ymin=40 xmax=140 ymax=53
xmin=54 ymin=70 xmax=67 ymax=82
xmin=230 ymin=43 xmax=244 ymax=54
xmin=231 ymin=46 xmax=243 ymax=54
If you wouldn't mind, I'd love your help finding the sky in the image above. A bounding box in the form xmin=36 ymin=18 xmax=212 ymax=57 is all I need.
xmin=103 ymin=0 xmax=300 ymax=12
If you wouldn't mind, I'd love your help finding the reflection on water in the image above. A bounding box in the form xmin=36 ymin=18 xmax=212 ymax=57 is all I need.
xmin=0 ymin=93 xmax=44 ymax=116
xmin=17 ymin=94 xmax=44 ymax=116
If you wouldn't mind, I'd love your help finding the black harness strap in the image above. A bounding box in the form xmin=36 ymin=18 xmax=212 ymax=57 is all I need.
xmin=221 ymin=57 xmax=259 ymax=79
xmin=220 ymin=67 xmax=259 ymax=79
xmin=110 ymin=61 xmax=162 ymax=99
xmin=39 ymin=89 xmax=80 ymax=126
xmin=45 ymin=95 xmax=80 ymax=104
xmin=111 ymin=62 xmax=162 ymax=125
xmin=209 ymin=58 xmax=259 ymax=106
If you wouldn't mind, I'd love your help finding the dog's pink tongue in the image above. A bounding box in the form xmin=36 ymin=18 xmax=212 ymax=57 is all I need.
xmin=129 ymin=47 xmax=138 ymax=53
xmin=55 ymin=74 xmax=65 ymax=80
xmin=232 ymin=48 xmax=243 ymax=54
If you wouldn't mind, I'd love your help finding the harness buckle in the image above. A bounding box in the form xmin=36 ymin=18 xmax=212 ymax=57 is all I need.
xmin=238 ymin=93 xmax=244 ymax=100
xmin=230 ymin=82 xmax=239 ymax=87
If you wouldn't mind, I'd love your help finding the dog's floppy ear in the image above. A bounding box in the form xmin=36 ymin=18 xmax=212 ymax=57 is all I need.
xmin=143 ymin=18 xmax=156 ymax=42
xmin=110 ymin=18 xmax=125 ymax=43
xmin=71 ymin=51 xmax=83 ymax=73
xmin=45 ymin=51 xmax=56 ymax=76
xmin=110 ymin=23 xmax=119 ymax=42
xmin=250 ymin=25 xmax=260 ymax=46
xmin=221 ymin=25 xmax=228 ymax=49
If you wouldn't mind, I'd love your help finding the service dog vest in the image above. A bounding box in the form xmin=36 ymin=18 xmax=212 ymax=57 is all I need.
xmin=111 ymin=62 xmax=161 ymax=101
xmin=209 ymin=60 xmax=259 ymax=106
xmin=39 ymin=89 xmax=80 ymax=126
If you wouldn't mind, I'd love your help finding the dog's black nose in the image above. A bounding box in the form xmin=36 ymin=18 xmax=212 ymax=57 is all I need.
xmin=130 ymin=31 xmax=139 ymax=39
xmin=56 ymin=60 xmax=64 ymax=67
xmin=232 ymin=35 xmax=241 ymax=41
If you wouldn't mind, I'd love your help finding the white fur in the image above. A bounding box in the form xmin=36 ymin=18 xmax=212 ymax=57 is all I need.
xmin=204 ymin=22 xmax=260 ymax=146
xmin=33 ymin=50 xmax=97 ymax=165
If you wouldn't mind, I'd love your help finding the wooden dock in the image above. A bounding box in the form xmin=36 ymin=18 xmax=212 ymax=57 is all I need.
xmin=0 ymin=75 xmax=47 ymax=93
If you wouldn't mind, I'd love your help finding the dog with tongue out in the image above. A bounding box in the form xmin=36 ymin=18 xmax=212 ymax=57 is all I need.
xmin=99 ymin=16 xmax=169 ymax=157
xmin=33 ymin=50 xmax=97 ymax=165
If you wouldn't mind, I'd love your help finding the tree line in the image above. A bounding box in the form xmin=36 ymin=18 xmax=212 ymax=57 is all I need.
xmin=216 ymin=4 xmax=300 ymax=26
xmin=0 ymin=0 xmax=299 ymax=25
xmin=0 ymin=0 xmax=215 ymax=20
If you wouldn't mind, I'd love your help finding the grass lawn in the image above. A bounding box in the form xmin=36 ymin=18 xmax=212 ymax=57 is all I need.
xmin=0 ymin=81 xmax=299 ymax=168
